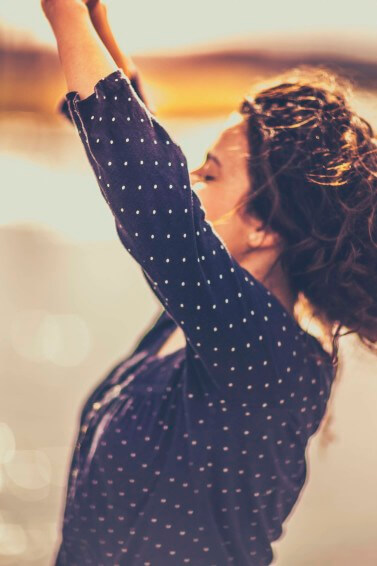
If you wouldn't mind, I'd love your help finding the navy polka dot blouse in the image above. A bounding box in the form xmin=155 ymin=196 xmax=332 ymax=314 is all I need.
xmin=54 ymin=68 xmax=336 ymax=566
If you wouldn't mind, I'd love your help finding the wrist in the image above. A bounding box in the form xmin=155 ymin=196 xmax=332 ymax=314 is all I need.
xmin=88 ymin=0 xmax=106 ymax=13
xmin=43 ymin=0 xmax=88 ymax=27
xmin=88 ymin=1 xmax=108 ymax=26
xmin=86 ymin=0 xmax=103 ymax=10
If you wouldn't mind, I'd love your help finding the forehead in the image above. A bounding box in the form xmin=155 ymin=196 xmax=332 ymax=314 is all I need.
xmin=211 ymin=119 xmax=249 ymax=159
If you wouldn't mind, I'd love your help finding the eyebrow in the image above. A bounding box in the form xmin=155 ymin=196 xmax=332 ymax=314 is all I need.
xmin=206 ymin=152 xmax=221 ymax=167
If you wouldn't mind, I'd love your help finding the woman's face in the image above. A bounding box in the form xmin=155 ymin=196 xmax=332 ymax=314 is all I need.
xmin=190 ymin=115 xmax=260 ymax=259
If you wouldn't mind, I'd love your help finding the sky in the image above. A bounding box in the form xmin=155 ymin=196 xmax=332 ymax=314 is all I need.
xmin=1 ymin=0 xmax=377 ymax=56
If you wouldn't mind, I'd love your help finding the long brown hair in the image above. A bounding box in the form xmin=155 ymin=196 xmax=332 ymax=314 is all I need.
xmin=237 ymin=65 xmax=377 ymax=447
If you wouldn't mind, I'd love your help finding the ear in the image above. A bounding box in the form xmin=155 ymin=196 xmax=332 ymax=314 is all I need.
xmin=248 ymin=227 xmax=281 ymax=249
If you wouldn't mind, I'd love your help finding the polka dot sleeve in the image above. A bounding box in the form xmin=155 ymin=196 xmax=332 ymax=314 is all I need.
xmin=65 ymin=68 xmax=331 ymax=403
xmin=58 ymin=68 xmax=155 ymax=123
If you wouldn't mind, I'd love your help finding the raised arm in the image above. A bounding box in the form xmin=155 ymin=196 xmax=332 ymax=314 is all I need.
xmin=55 ymin=0 xmax=154 ymax=120
xmin=85 ymin=0 xmax=153 ymax=112
xmin=86 ymin=1 xmax=136 ymax=76
xmin=42 ymin=0 xmax=322 ymax=406
xmin=43 ymin=0 xmax=116 ymax=98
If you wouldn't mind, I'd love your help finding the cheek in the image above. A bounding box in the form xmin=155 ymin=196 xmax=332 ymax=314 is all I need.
xmin=194 ymin=184 xmax=234 ymax=222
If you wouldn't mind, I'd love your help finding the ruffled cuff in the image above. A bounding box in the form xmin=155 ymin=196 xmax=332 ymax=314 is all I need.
xmin=58 ymin=69 xmax=153 ymax=123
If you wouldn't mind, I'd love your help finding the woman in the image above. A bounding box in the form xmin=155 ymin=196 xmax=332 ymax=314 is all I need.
xmin=41 ymin=0 xmax=377 ymax=564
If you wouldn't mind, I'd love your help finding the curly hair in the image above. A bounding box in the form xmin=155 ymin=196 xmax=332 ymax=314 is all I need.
xmin=236 ymin=65 xmax=377 ymax=448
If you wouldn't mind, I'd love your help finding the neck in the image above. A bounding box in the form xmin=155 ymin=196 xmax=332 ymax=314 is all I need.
xmin=239 ymin=249 xmax=297 ymax=318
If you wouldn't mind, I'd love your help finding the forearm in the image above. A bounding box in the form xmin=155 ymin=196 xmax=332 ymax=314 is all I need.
xmin=88 ymin=2 xmax=137 ymax=77
xmin=45 ymin=0 xmax=117 ymax=99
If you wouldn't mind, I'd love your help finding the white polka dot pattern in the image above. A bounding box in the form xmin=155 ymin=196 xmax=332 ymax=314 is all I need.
xmin=53 ymin=69 xmax=336 ymax=566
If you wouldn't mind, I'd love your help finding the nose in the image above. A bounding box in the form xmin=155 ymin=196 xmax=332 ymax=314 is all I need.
xmin=189 ymin=170 xmax=201 ymax=186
